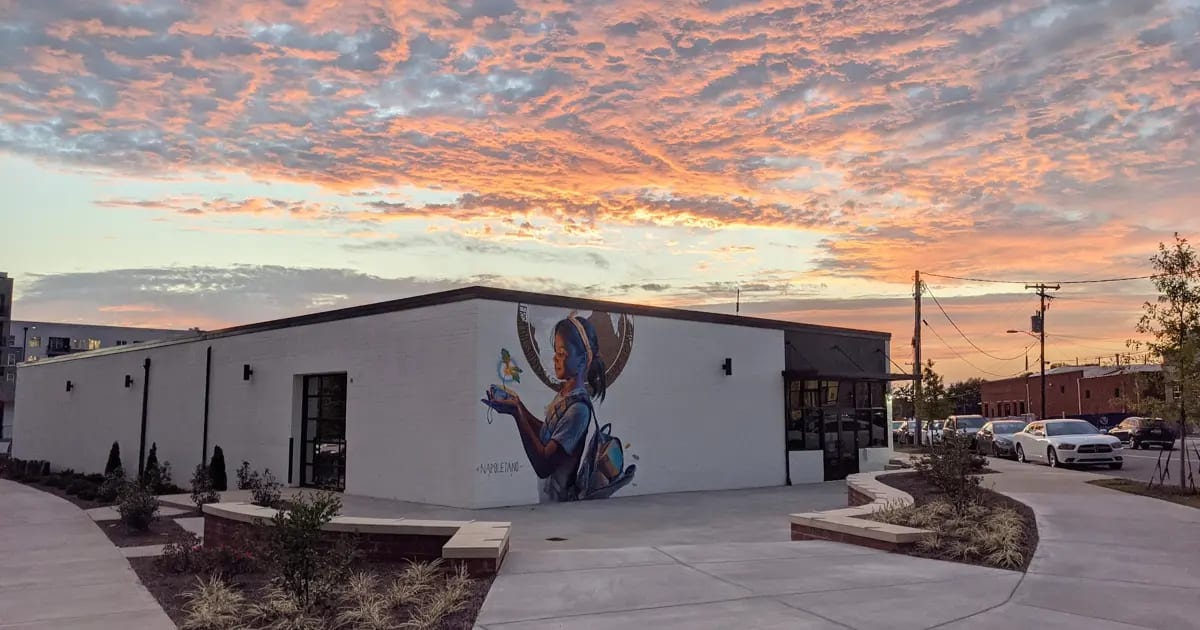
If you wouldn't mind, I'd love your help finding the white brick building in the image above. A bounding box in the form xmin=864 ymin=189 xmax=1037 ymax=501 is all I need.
xmin=13 ymin=288 xmax=897 ymax=508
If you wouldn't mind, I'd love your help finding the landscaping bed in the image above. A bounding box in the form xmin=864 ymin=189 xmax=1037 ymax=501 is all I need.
xmin=130 ymin=556 xmax=493 ymax=630
xmin=872 ymin=471 xmax=1038 ymax=571
xmin=1088 ymin=478 xmax=1200 ymax=509
xmin=99 ymin=515 xmax=192 ymax=548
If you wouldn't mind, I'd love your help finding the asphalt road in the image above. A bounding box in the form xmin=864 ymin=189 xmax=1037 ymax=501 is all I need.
xmin=987 ymin=438 xmax=1195 ymax=483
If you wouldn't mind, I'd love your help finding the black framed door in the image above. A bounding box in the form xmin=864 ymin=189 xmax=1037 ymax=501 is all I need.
xmin=300 ymin=373 xmax=347 ymax=491
xmin=822 ymin=409 xmax=860 ymax=480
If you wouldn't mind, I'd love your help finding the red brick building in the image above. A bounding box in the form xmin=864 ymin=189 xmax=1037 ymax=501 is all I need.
xmin=981 ymin=364 xmax=1162 ymax=421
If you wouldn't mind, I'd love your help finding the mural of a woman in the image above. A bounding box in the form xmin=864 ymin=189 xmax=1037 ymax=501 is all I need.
xmin=482 ymin=315 xmax=634 ymax=503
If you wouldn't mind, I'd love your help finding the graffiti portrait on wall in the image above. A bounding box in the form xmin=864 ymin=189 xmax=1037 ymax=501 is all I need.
xmin=481 ymin=305 xmax=638 ymax=503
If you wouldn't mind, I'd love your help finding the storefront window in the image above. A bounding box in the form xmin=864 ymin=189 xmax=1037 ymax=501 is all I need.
xmin=788 ymin=379 xmax=887 ymax=449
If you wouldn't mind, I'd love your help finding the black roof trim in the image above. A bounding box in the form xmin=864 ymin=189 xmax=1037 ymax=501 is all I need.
xmin=213 ymin=286 xmax=890 ymax=340
xmin=26 ymin=286 xmax=889 ymax=365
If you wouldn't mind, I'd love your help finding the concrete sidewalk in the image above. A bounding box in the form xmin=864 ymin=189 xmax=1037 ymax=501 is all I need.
xmin=0 ymin=480 xmax=174 ymax=629
xmin=962 ymin=459 xmax=1200 ymax=629
xmin=476 ymin=541 xmax=1017 ymax=629
xmin=477 ymin=462 xmax=1200 ymax=629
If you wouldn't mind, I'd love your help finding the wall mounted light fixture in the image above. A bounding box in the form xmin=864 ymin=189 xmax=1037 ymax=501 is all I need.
xmin=243 ymin=364 xmax=254 ymax=381
xmin=65 ymin=380 xmax=74 ymax=392
xmin=722 ymin=357 xmax=733 ymax=376
xmin=125 ymin=375 xmax=134 ymax=388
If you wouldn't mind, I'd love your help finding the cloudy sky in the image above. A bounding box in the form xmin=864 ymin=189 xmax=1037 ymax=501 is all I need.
xmin=3 ymin=0 xmax=1198 ymax=380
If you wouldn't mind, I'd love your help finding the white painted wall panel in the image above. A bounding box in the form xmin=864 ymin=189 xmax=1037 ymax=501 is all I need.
xmin=14 ymin=301 xmax=479 ymax=508
xmin=787 ymin=450 xmax=824 ymax=484
xmin=471 ymin=299 xmax=786 ymax=507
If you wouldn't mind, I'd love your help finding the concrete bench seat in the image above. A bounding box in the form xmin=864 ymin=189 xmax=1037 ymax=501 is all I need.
xmin=202 ymin=502 xmax=511 ymax=574
xmin=789 ymin=471 xmax=931 ymax=551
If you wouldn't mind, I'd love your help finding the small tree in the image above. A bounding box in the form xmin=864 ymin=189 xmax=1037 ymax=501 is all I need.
xmin=143 ymin=443 xmax=160 ymax=485
xmin=913 ymin=432 xmax=985 ymax=512
xmin=105 ymin=442 xmax=123 ymax=476
xmin=190 ymin=464 xmax=220 ymax=509
xmin=1130 ymin=233 xmax=1200 ymax=491
xmin=210 ymin=446 xmax=228 ymax=492
xmin=265 ymin=491 xmax=352 ymax=607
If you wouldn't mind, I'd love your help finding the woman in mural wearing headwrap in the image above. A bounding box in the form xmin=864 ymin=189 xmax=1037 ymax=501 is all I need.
xmin=482 ymin=315 xmax=629 ymax=503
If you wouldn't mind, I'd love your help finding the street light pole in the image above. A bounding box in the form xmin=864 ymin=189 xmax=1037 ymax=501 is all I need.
xmin=1008 ymin=330 xmax=1037 ymax=418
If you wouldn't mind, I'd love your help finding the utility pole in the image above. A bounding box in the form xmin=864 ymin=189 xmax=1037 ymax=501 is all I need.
xmin=1027 ymin=283 xmax=1060 ymax=420
xmin=913 ymin=271 xmax=923 ymax=446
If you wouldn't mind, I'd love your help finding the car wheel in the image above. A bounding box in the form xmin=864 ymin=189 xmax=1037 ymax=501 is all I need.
xmin=1109 ymin=463 xmax=1123 ymax=470
xmin=1016 ymin=444 xmax=1026 ymax=463
xmin=1130 ymin=439 xmax=1140 ymax=450
xmin=1165 ymin=443 xmax=1175 ymax=451
xmin=1047 ymin=447 xmax=1059 ymax=468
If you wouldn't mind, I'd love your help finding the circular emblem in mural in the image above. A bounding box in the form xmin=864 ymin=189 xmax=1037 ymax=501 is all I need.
xmin=516 ymin=304 xmax=635 ymax=391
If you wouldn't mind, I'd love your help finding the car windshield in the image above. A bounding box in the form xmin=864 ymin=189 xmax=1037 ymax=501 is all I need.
xmin=1141 ymin=418 xmax=1168 ymax=428
xmin=956 ymin=417 xmax=986 ymax=429
xmin=1046 ymin=422 xmax=1100 ymax=436
xmin=992 ymin=422 xmax=1026 ymax=434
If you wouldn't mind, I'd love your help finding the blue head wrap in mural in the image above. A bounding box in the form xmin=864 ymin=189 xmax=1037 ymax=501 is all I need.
xmin=483 ymin=309 xmax=636 ymax=502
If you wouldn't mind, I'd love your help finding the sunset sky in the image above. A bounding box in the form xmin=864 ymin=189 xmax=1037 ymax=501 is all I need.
xmin=3 ymin=0 xmax=1199 ymax=381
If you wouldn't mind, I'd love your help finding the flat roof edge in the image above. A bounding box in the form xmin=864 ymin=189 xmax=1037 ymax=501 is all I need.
xmin=21 ymin=286 xmax=890 ymax=366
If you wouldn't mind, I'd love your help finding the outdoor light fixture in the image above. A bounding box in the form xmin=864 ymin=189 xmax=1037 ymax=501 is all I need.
xmin=125 ymin=375 xmax=134 ymax=388
xmin=65 ymin=380 xmax=73 ymax=392
xmin=243 ymin=364 xmax=254 ymax=381
xmin=722 ymin=357 xmax=733 ymax=376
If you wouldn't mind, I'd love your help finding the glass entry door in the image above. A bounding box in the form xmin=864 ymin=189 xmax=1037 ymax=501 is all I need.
xmin=301 ymin=373 xmax=347 ymax=491
xmin=822 ymin=409 xmax=860 ymax=480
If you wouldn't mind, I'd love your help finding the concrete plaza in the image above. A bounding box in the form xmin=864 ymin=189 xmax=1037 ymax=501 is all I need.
xmin=475 ymin=459 xmax=1200 ymax=629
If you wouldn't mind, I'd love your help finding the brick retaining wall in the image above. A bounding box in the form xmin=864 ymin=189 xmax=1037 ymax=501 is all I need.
xmin=203 ymin=512 xmax=502 ymax=575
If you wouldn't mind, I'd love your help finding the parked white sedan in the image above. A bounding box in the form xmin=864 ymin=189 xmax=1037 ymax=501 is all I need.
xmin=1013 ymin=419 xmax=1124 ymax=470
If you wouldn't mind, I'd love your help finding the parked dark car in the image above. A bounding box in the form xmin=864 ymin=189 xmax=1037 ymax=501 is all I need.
xmin=976 ymin=420 xmax=1029 ymax=458
xmin=1106 ymin=417 xmax=1176 ymax=450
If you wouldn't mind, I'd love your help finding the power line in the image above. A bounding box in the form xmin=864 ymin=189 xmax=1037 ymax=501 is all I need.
xmin=922 ymin=320 xmax=1024 ymax=378
xmin=923 ymin=284 xmax=1033 ymax=361
xmin=921 ymin=272 xmax=1159 ymax=285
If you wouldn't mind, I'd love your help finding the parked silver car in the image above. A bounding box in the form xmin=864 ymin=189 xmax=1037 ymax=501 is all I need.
xmin=1013 ymin=419 xmax=1123 ymax=469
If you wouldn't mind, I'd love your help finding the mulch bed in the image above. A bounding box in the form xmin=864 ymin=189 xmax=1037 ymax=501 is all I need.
xmin=18 ymin=479 xmax=114 ymax=510
xmin=130 ymin=557 xmax=495 ymax=630
xmin=876 ymin=471 xmax=1040 ymax=572
xmin=100 ymin=515 xmax=192 ymax=548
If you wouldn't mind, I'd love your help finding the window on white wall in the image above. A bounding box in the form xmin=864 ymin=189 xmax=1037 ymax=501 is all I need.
xmin=28 ymin=336 xmax=40 ymax=348
xmin=87 ymin=339 xmax=101 ymax=350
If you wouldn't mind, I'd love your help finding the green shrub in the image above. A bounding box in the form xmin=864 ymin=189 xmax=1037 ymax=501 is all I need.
xmin=105 ymin=442 xmax=122 ymax=476
xmin=77 ymin=488 xmax=97 ymax=501
xmin=159 ymin=531 xmax=260 ymax=576
xmin=180 ymin=575 xmax=245 ymax=630
xmin=99 ymin=467 xmax=126 ymax=503
xmin=84 ymin=473 xmax=104 ymax=484
xmin=118 ymin=480 xmax=160 ymax=532
xmin=251 ymin=469 xmax=282 ymax=508
xmin=209 ymin=446 xmax=228 ymax=492
xmin=39 ymin=461 xmax=51 ymax=477
xmin=190 ymin=464 xmax=219 ymax=509
xmin=236 ymin=461 xmax=254 ymax=490
xmin=144 ymin=443 xmax=160 ymax=485
xmin=265 ymin=490 xmax=353 ymax=607
xmin=65 ymin=479 xmax=95 ymax=496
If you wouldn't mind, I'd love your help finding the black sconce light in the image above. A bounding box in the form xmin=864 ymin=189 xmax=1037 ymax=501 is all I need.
xmin=722 ymin=357 xmax=733 ymax=376
xmin=243 ymin=364 xmax=254 ymax=381
xmin=124 ymin=375 xmax=134 ymax=388
xmin=65 ymin=380 xmax=74 ymax=392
